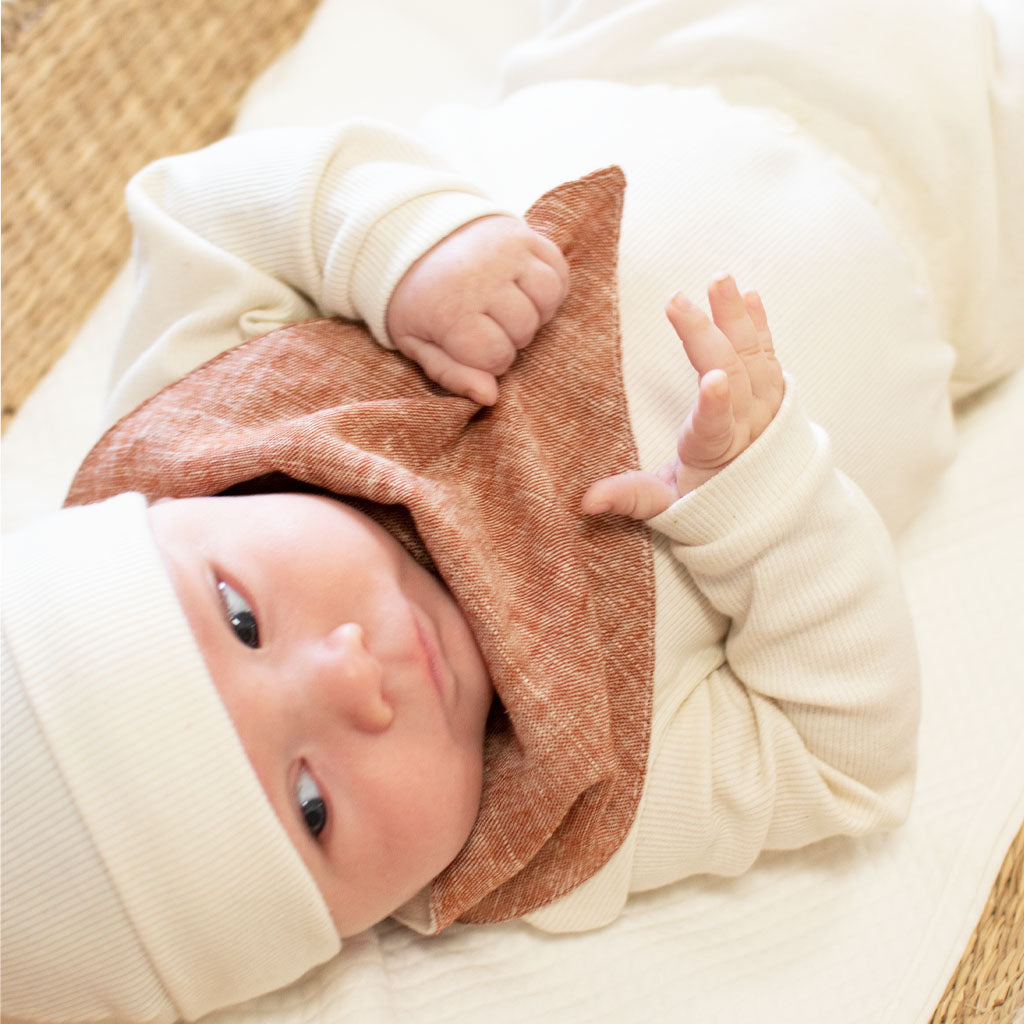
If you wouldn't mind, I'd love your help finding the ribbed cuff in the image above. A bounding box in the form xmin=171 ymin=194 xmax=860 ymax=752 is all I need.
xmin=327 ymin=190 xmax=508 ymax=349
xmin=646 ymin=377 xmax=826 ymax=552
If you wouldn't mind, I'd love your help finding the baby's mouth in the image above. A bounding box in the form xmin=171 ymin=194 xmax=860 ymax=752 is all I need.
xmin=412 ymin=609 xmax=448 ymax=705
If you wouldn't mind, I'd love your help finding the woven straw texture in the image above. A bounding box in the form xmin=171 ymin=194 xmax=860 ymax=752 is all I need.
xmin=1 ymin=0 xmax=320 ymax=429
xmin=932 ymin=822 xmax=1023 ymax=1023
xmin=0 ymin=0 xmax=1020 ymax=1019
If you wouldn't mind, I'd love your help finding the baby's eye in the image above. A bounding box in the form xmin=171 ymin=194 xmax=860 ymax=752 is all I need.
xmin=217 ymin=580 xmax=260 ymax=648
xmin=297 ymin=765 xmax=327 ymax=840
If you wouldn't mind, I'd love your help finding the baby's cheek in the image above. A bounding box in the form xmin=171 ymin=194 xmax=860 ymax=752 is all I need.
xmin=423 ymin=744 xmax=485 ymax=869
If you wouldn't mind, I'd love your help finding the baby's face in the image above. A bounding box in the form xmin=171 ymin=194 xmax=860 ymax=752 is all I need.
xmin=148 ymin=492 xmax=494 ymax=936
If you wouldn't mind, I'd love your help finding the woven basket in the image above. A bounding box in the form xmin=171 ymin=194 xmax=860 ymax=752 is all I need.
xmin=1 ymin=0 xmax=320 ymax=428
xmin=1 ymin=1 xmax=1021 ymax=1018
xmin=932 ymin=824 xmax=1023 ymax=1023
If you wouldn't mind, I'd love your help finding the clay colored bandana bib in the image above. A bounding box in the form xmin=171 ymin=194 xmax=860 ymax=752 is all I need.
xmin=67 ymin=167 xmax=656 ymax=931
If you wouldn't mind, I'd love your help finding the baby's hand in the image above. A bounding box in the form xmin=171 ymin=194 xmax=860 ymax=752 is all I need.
xmin=386 ymin=215 xmax=570 ymax=405
xmin=582 ymin=275 xmax=784 ymax=519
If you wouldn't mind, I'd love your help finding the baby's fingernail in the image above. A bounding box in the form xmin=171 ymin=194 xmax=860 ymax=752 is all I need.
xmin=467 ymin=389 xmax=492 ymax=406
xmin=669 ymin=292 xmax=691 ymax=309
xmin=583 ymin=500 xmax=611 ymax=515
xmin=712 ymin=273 xmax=736 ymax=293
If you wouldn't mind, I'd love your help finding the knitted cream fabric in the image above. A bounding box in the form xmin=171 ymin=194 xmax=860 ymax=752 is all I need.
xmin=1 ymin=493 xmax=340 ymax=1022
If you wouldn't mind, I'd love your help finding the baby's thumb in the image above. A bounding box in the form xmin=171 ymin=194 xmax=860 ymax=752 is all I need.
xmin=581 ymin=472 xmax=675 ymax=520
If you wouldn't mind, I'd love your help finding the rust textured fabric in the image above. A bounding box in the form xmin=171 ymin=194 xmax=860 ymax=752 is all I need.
xmin=66 ymin=167 xmax=656 ymax=929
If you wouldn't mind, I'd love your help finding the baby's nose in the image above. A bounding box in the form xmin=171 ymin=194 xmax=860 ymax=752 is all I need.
xmin=310 ymin=623 xmax=393 ymax=733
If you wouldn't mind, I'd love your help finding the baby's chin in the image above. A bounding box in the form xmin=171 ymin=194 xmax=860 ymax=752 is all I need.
xmin=331 ymin=803 xmax=482 ymax=939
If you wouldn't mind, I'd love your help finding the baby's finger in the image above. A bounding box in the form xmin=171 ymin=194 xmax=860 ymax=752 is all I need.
xmin=527 ymin=233 xmax=571 ymax=292
xmin=581 ymin=471 xmax=677 ymax=520
xmin=665 ymin=293 xmax=751 ymax=408
xmin=707 ymin=276 xmax=762 ymax=358
xmin=743 ymin=290 xmax=772 ymax=349
xmin=707 ymin=275 xmax=776 ymax=396
xmin=517 ymin=257 xmax=570 ymax=325
xmin=392 ymin=333 xmax=500 ymax=405
xmin=439 ymin=314 xmax=518 ymax=376
xmin=742 ymin=289 xmax=784 ymax=405
xmin=487 ymin=283 xmax=541 ymax=350
xmin=678 ymin=370 xmax=736 ymax=468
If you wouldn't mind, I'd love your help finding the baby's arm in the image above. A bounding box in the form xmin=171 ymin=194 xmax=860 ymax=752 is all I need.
xmin=586 ymin=280 xmax=920 ymax=890
xmin=107 ymin=120 xmax=566 ymax=423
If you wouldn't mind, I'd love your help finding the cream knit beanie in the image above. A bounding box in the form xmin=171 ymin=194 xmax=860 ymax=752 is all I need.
xmin=1 ymin=493 xmax=340 ymax=1023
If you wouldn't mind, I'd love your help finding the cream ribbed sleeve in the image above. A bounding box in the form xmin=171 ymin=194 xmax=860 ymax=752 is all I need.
xmin=524 ymin=383 xmax=920 ymax=932
xmin=105 ymin=120 xmax=509 ymax=424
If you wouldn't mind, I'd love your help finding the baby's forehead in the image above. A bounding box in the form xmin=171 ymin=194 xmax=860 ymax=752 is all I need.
xmin=150 ymin=490 xmax=444 ymax=616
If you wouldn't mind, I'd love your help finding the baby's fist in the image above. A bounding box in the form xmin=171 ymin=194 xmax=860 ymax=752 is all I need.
xmin=386 ymin=215 xmax=569 ymax=404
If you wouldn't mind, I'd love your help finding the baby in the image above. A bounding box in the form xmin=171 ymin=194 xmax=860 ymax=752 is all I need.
xmin=144 ymin=270 xmax=784 ymax=937
xmin=2 ymin=120 xmax=919 ymax=1024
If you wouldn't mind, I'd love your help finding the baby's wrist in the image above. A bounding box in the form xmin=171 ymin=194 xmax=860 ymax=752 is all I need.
xmin=648 ymin=377 xmax=820 ymax=546
xmin=325 ymin=191 xmax=508 ymax=348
